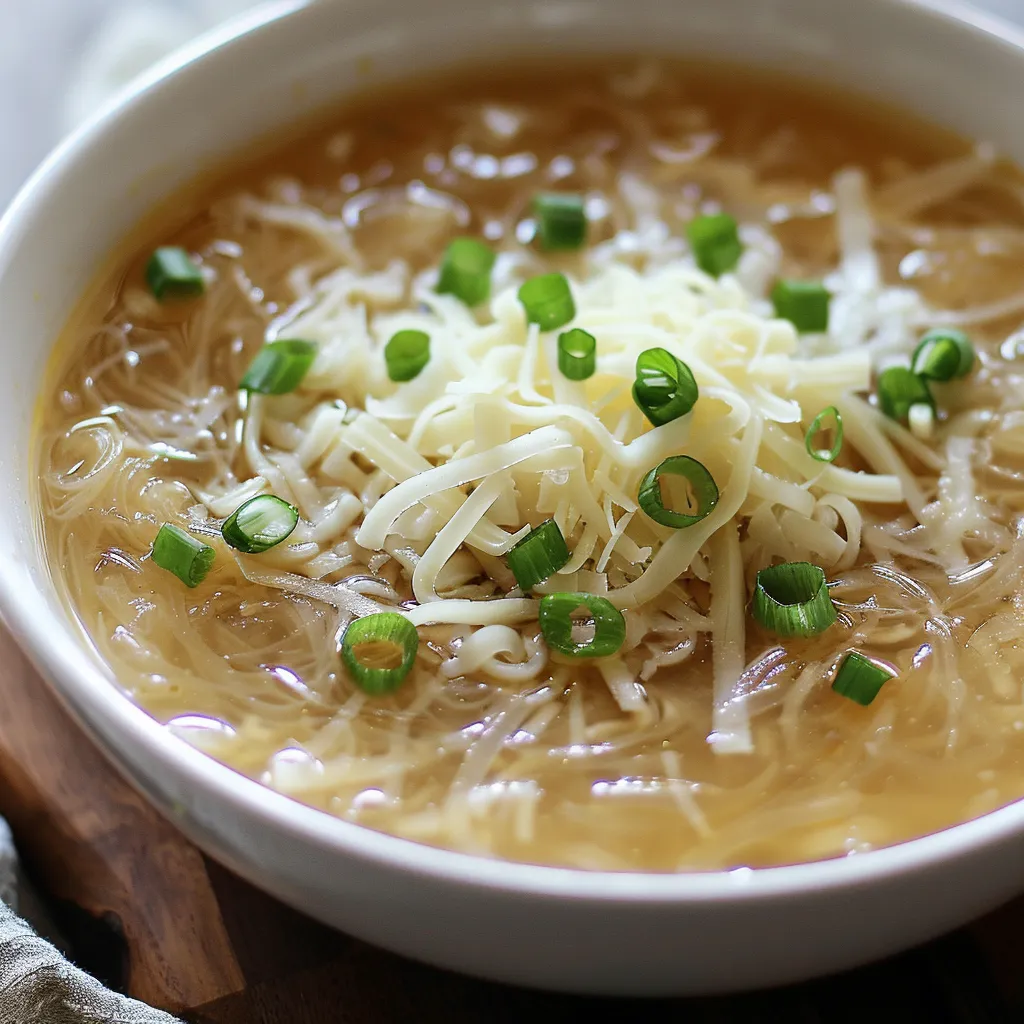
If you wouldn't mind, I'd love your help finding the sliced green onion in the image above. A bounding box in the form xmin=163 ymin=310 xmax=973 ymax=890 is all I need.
xmin=507 ymin=519 xmax=570 ymax=591
xmin=805 ymin=406 xmax=844 ymax=463
xmin=385 ymin=330 xmax=430 ymax=382
xmin=771 ymin=280 xmax=830 ymax=333
xmin=634 ymin=349 xmax=680 ymax=405
xmin=908 ymin=401 xmax=935 ymax=440
xmin=832 ymin=650 xmax=895 ymax=706
xmin=686 ymin=213 xmax=743 ymax=277
xmin=752 ymin=562 xmax=837 ymax=638
xmin=533 ymin=192 xmax=587 ymax=251
xmin=912 ymin=328 xmax=975 ymax=381
xmin=518 ymin=273 xmax=576 ymax=331
xmin=538 ymin=593 xmax=626 ymax=659
xmin=222 ymin=495 xmax=299 ymax=554
xmin=341 ymin=612 xmax=419 ymax=695
xmin=638 ymin=456 xmax=718 ymax=529
xmin=437 ymin=238 xmax=496 ymax=307
xmin=240 ymin=339 xmax=317 ymax=395
xmin=877 ymin=366 xmax=933 ymax=423
xmin=146 ymin=247 xmax=205 ymax=301
xmin=151 ymin=523 xmax=215 ymax=588
xmin=632 ymin=348 xmax=699 ymax=426
xmin=557 ymin=328 xmax=596 ymax=381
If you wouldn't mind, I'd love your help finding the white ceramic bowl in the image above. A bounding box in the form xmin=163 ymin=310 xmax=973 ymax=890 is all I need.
xmin=3 ymin=0 xmax=1024 ymax=997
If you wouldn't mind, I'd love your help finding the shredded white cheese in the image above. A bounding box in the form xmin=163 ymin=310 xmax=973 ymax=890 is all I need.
xmin=220 ymin=166 xmax=964 ymax=755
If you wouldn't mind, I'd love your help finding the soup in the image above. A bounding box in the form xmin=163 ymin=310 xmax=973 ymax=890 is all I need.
xmin=36 ymin=62 xmax=1024 ymax=871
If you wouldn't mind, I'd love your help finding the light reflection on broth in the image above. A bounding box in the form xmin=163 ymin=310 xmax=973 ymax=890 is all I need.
xmin=35 ymin=62 xmax=1024 ymax=871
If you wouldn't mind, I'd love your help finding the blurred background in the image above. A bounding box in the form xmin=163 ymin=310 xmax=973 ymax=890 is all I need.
xmin=0 ymin=0 xmax=264 ymax=203
xmin=0 ymin=0 xmax=1022 ymax=208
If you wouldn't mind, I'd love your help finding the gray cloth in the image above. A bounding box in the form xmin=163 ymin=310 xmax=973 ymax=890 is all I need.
xmin=0 ymin=820 xmax=178 ymax=1024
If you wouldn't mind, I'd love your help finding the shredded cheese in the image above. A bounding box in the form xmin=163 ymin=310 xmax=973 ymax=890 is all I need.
xmin=218 ymin=164 xmax=972 ymax=756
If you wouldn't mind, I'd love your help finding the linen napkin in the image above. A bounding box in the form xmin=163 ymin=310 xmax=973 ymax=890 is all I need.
xmin=0 ymin=819 xmax=178 ymax=1023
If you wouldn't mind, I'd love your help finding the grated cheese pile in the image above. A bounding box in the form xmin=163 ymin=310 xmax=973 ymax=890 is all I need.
xmin=202 ymin=168 xmax=984 ymax=756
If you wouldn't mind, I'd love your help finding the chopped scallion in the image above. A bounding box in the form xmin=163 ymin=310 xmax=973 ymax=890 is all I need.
xmin=912 ymin=328 xmax=975 ymax=381
xmin=557 ymin=328 xmax=596 ymax=381
xmin=518 ymin=273 xmax=576 ymax=331
xmin=832 ymin=650 xmax=895 ymax=706
xmin=532 ymin=192 xmax=587 ymax=251
xmin=240 ymin=339 xmax=317 ymax=395
xmin=385 ymin=330 xmax=430 ymax=382
xmin=341 ymin=612 xmax=419 ymax=694
xmin=222 ymin=495 xmax=299 ymax=554
xmin=771 ymin=280 xmax=830 ymax=333
xmin=437 ymin=238 xmax=496 ymax=307
xmin=752 ymin=562 xmax=837 ymax=638
xmin=686 ymin=213 xmax=743 ymax=277
xmin=507 ymin=519 xmax=570 ymax=591
xmin=632 ymin=348 xmax=699 ymax=426
xmin=877 ymin=366 xmax=933 ymax=423
xmin=538 ymin=592 xmax=626 ymax=659
xmin=151 ymin=523 xmax=215 ymax=588
xmin=805 ymin=406 xmax=843 ymax=463
xmin=146 ymin=247 xmax=205 ymax=301
xmin=638 ymin=456 xmax=718 ymax=528
xmin=908 ymin=401 xmax=935 ymax=439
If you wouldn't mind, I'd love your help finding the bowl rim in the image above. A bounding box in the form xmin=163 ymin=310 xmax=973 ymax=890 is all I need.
xmin=6 ymin=0 xmax=1024 ymax=904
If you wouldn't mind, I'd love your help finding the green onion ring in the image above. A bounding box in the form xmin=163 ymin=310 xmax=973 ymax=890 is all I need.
xmin=385 ymin=329 xmax=431 ymax=382
xmin=805 ymin=406 xmax=844 ymax=463
xmin=222 ymin=494 xmax=299 ymax=554
xmin=151 ymin=523 xmax=215 ymax=589
xmin=507 ymin=520 xmax=571 ymax=591
xmin=557 ymin=328 xmax=597 ymax=381
xmin=518 ymin=272 xmax=576 ymax=332
xmin=538 ymin=592 xmax=626 ymax=659
xmin=912 ymin=329 xmax=975 ymax=381
xmin=832 ymin=650 xmax=896 ymax=706
xmin=877 ymin=366 xmax=933 ymax=423
xmin=341 ymin=612 xmax=420 ymax=695
xmin=752 ymin=562 xmax=837 ymax=638
xmin=632 ymin=348 xmax=699 ymax=426
xmin=638 ymin=456 xmax=718 ymax=528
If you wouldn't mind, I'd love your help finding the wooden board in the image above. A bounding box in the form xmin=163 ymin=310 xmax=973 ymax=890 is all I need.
xmin=0 ymin=625 xmax=1020 ymax=1023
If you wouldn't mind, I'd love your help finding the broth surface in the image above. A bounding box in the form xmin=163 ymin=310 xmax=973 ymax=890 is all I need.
xmin=36 ymin=62 xmax=1024 ymax=870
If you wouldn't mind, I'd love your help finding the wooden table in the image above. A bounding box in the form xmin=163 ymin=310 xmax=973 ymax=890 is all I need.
xmin=0 ymin=628 xmax=1020 ymax=1023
